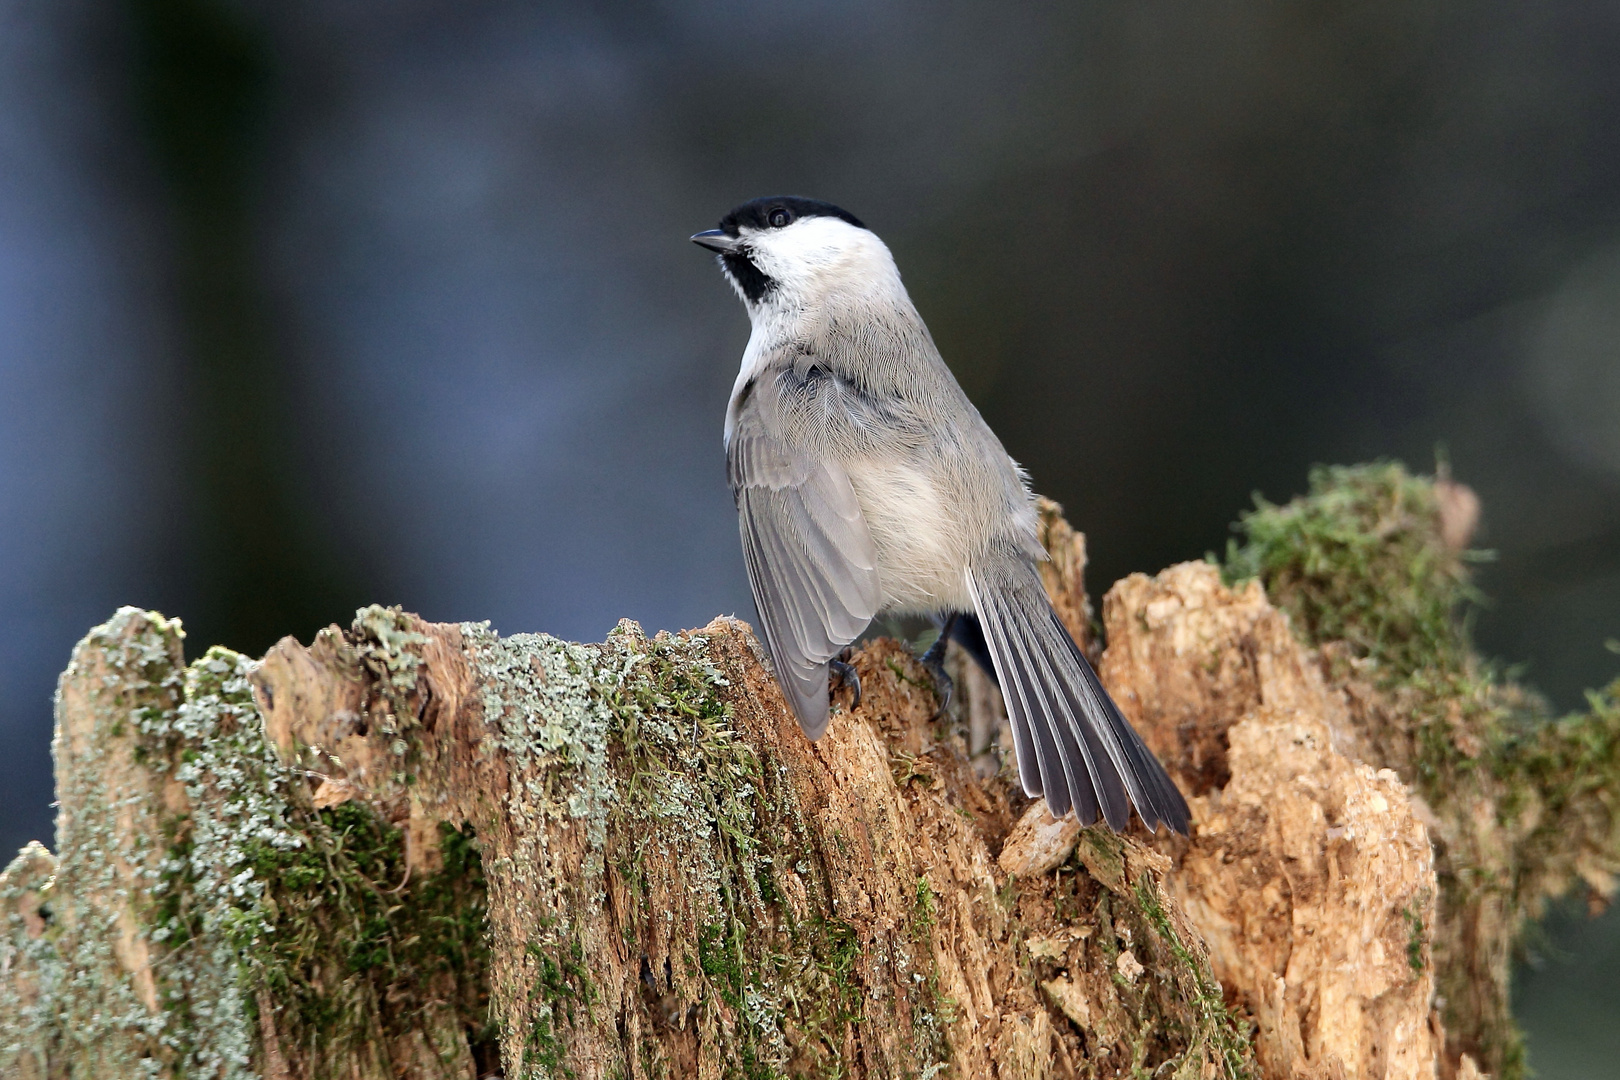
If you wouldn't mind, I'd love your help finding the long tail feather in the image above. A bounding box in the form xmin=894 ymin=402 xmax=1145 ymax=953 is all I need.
xmin=965 ymin=567 xmax=1190 ymax=835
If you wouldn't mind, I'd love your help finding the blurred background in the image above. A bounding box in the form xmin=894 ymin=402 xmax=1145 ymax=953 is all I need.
xmin=2 ymin=0 xmax=1618 ymax=1071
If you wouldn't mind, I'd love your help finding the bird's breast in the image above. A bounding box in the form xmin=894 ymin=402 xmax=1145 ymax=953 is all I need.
xmin=844 ymin=458 xmax=974 ymax=615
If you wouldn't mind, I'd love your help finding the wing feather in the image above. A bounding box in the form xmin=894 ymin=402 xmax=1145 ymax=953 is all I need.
xmin=729 ymin=380 xmax=881 ymax=739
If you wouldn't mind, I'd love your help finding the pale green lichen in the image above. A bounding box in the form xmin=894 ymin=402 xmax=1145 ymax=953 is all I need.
xmin=469 ymin=622 xmax=619 ymax=888
xmin=351 ymin=604 xmax=431 ymax=729
xmin=142 ymin=646 xmax=282 ymax=1078
xmin=462 ymin=621 xmax=619 ymax=1078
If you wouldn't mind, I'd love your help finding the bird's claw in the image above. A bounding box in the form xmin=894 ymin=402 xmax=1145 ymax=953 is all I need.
xmin=920 ymin=655 xmax=953 ymax=718
xmin=918 ymin=616 xmax=955 ymax=718
xmin=830 ymin=653 xmax=862 ymax=711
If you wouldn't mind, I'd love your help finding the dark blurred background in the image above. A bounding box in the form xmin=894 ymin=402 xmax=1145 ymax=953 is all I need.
xmin=3 ymin=1 xmax=1618 ymax=1071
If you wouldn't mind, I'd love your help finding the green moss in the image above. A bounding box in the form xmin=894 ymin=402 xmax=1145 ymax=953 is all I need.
xmin=1224 ymin=461 xmax=1483 ymax=679
xmin=885 ymin=656 xmax=929 ymax=692
xmin=524 ymin=934 xmax=595 ymax=1077
xmin=1028 ymin=854 xmax=1254 ymax=1079
xmin=697 ymin=921 xmax=745 ymax=1010
xmin=1403 ymin=900 xmax=1428 ymax=975
xmin=1503 ymin=678 xmax=1620 ymax=889
xmin=236 ymin=806 xmax=492 ymax=1060
xmin=912 ymin=875 xmax=937 ymax=938
xmin=1131 ymin=880 xmax=1255 ymax=1080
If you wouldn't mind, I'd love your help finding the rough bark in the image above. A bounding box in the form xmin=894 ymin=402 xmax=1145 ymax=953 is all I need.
xmin=5 ymin=473 xmax=1616 ymax=1079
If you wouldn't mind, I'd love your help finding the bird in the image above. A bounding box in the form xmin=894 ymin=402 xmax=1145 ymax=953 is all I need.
xmin=692 ymin=196 xmax=1189 ymax=835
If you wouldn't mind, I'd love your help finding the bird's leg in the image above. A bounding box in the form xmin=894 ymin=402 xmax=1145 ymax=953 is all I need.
xmin=830 ymin=647 xmax=862 ymax=711
xmin=918 ymin=613 xmax=957 ymax=716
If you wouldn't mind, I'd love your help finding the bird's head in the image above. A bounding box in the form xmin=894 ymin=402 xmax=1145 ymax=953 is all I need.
xmin=692 ymin=196 xmax=900 ymax=318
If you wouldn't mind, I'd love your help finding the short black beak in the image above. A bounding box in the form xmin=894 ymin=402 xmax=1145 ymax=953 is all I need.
xmin=690 ymin=229 xmax=739 ymax=254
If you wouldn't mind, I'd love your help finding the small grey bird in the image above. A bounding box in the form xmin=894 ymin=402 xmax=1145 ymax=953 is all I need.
xmin=693 ymin=196 xmax=1188 ymax=834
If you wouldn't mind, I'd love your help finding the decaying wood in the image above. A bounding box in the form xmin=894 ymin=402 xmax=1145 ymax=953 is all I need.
xmin=1102 ymin=565 xmax=1449 ymax=1079
xmin=5 ymin=486 xmax=1608 ymax=1079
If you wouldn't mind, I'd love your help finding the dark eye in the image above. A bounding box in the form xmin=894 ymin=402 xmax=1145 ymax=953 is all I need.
xmin=768 ymin=206 xmax=793 ymax=228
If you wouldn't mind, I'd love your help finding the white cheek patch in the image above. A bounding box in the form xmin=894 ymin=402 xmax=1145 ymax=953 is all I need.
xmin=743 ymin=218 xmax=901 ymax=300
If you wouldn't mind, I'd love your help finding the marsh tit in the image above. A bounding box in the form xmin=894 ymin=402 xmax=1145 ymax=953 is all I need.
xmin=693 ymin=197 xmax=1188 ymax=834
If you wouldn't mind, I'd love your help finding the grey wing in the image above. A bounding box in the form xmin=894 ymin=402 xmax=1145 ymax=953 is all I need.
xmin=728 ymin=392 xmax=882 ymax=739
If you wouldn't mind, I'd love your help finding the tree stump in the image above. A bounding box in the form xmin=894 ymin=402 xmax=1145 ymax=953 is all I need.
xmin=6 ymin=470 xmax=1617 ymax=1079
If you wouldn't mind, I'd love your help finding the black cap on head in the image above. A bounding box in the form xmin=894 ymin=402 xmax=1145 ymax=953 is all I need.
xmin=718 ymin=196 xmax=865 ymax=237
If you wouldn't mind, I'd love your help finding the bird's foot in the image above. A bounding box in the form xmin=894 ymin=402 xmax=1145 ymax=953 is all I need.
xmin=920 ymin=656 xmax=953 ymax=718
xmin=918 ymin=615 xmax=956 ymax=718
xmin=830 ymin=650 xmax=862 ymax=711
